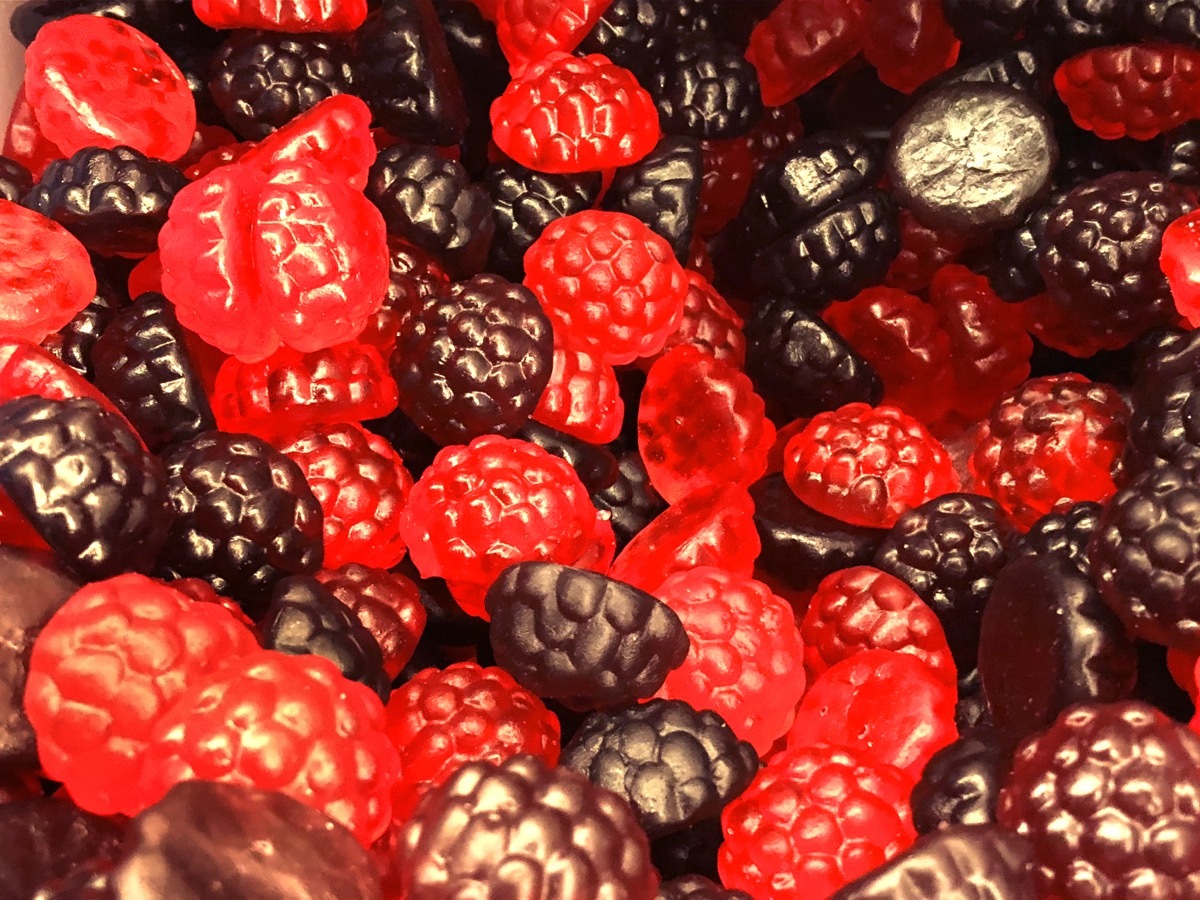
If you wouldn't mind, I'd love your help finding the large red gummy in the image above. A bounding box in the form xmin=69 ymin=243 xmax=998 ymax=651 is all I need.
xmin=862 ymin=0 xmax=960 ymax=95
xmin=23 ymin=574 xmax=258 ymax=817
xmin=193 ymin=0 xmax=367 ymax=31
xmin=531 ymin=322 xmax=624 ymax=445
xmin=3 ymin=83 xmax=61 ymax=179
xmin=491 ymin=52 xmax=660 ymax=174
xmin=496 ymin=0 xmax=612 ymax=73
xmin=24 ymin=16 xmax=195 ymax=161
xmin=746 ymin=0 xmax=868 ymax=107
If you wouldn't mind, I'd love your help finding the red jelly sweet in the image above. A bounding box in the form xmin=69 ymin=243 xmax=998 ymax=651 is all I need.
xmin=531 ymin=322 xmax=624 ymax=445
xmin=193 ymin=0 xmax=368 ymax=32
xmin=746 ymin=0 xmax=868 ymax=107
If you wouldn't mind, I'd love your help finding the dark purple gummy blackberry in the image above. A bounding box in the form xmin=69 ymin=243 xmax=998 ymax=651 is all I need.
xmin=979 ymin=554 xmax=1137 ymax=747
xmin=394 ymin=755 xmax=657 ymax=899
xmin=515 ymin=420 xmax=619 ymax=495
xmin=1033 ymin=0 xmax=1133 ymax=58
xmin=485 ymin=561 xmax=689 ymax=711
xmin=156 ymin=431 xmax=323 ymax=618
xmin=577 ymin=0 xmax=673 ymax=79
xmin=208 ymin=30 xmax=353 ymax=141
xmin=658 ymin=875 xmax=752 ymax=900
xmin=649 ymin=37 xmax=762 ymax=140
xmin=750 ymin=473 xmax=884 ymax=593
xmin=910 ymin=729 xmax=1005 ymax=834
xmin=873 ymin=493 xmax=1015 ymax=678
xmin=261 ymin=575 xmax=390 ymax=702
xmin=829 ymin=825 xmax=1037 ymax=900
xmin=41 ymin=273 xmax=127 ymax=381
xmin=22 ymin=146 xmax=186 ymax=257
xmin=1013 ymin=500 xmax=1102 ymax=577
xmin=1136 ymin=0 xmax=1200 ymax=44
xmin=484 ymin=160 xmax=602 ymax=280
xmin=365 ymin=144 xmax=495 ymax=279
xmin=1090 ymin=463 xmax=1200 ymax=652
xmin=390 ymin=274 xmax=553 ymax=446
xmin=744 ymin=295 xmax=882 ymax=425
xmin=364 ymin=405 xmax=441 ymax=479
xmin=652 ymin=818 xmax=723 ymax=882
xmin=591 ymin=451 xmax=667 ymax=553
xmin=1038 ymin=172 xmax=1197 ymax=348
xmin=0 ymin=155 xmax=31 ymax=203
xmin=355 ymin=0 xmax=468 ymax=146
xmin=561 ymin=699 xmax=758 ymax=839
xmin=1159 ymin=121 xmax=1200 ymax=186
xmin=927 ymin=42 xmax=1051 ymax=97
xmin=666 ymin=0 xmax=727 ymax=38
xmin=940 ymin=0 xmax=1035 ymax=47
xmin=987 ymin=186 xmax=1069 ymax=302
xmin=998 ymin=701 xmax=1200 ymax=899
xmin=601 ymin=136 xmax=702 ymax=264
xmin=109 ymin=781 xmax=379 ymax=899
xmin=89 ymin=292 xmax=215 ymax=453
xmin=0 ymin=798 xmax=124 ymax=900
xmin=0 ymin=396 xmax=170 ymax=580
xmin=1124 ymin=327 xmax=1200 ymax=474
xmin=9 ymin=0 xmax=200 ymax=45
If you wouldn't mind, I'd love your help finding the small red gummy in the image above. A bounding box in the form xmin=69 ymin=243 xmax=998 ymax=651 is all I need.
xmin=316 ymin=564 xmax=426 ymax=681
xmin=746 ymin=0 xmax=868 ymax=107
xmin=495 ymin=0 xmax=612 ymax=73
xmin=647 ymin=272 xmax=746 ymax=369
xmin=531 ymin=322 xmax=624 ymax=445
xmin=193 ymin=0 xmax=368 ymax=32
xmin=862 ymin=0 xmax=960 ymax=95
xmin=1162 ymin=208 xmax=1200 ymax=329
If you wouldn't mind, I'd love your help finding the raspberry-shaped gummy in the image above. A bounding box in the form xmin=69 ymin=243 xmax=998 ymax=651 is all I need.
xmin=491 ymin=52 xmax=660 ymax=174
xmin=969 ymin=374 xmax=1128 ymax=530
xmin=383 ymin=660 xmax=560 ymax=820
xmin=486 ymin=561 xmax=689 ymax=711
xmin=652 ymin=566 xmax=806 ymax=754
xmin=562 ymin=698 xmax=759 ymax=839
xmin=315 ymin=563 xmax=424 ymax=680
xmin=24 ymin=574 xmax=257 ymax=816
xmin=524 ymin=210 xmax=688 ymax=366
xmin=652 ymin=272 xmax=745 ymax=369
xmin=391 ymin=274 xmax=553 ymax=446
xmin=862 ymin=0 xmax=961 ymax=95
xmin=1122 ymin=328 xmax=1200 ymax=473
xmin=746 ymin=0 xmax=868 ymax=106
xmin=998 ymin=701 xmax=1200 ymax=899
xmin=0 ymin=337 xmax=129 ymax=424
xmin=496 ymin=0 xmax=612 ymax=72
xmin=650 ymin=37 xmax=763 ymax=140
xmin=138 ymin=650 xmax=398 ymax=846
xmin=886 ymin=208 xmax=969 ymax=293
xmin=531 ymin=322 xmax=624 ymax=444
xmin=193 ymin=0 xmax=368 ymax=30
xmin=238 ymin=94 xmax=375 ymax=190
xmin=784 ymin=403 xmax=960 ymax=530
xmin=398 ymin=434 xmax=614 ymax=618
xmin=719 ymin=743 xmax=916 ymax=899
xmin=802 ymin=565 xmax=956 ymax=687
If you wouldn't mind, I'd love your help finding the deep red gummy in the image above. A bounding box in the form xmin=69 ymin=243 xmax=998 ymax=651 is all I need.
xmin=193 ymin=0 xmax=368 ymax=31
xmin=746 ymin=0 xmax=868 ymax=107
xmin=646 ymin=272 xmax=746 ymax=369
xmin=697 ymin=136 xmax=756 ymax=238
xmin=531 ymin=321 xmax=624 ymax=445
xmin=1162 ymin=209 xmax=1200 ymax=329
xmin=862 ymin=0 xmax=960 ymax=95
xmin=885 ymin=208 xmax=970 ymax=293
xmin=316 ymin=564 xmax=426 ymax=681
xmin=495 ymin=0 xmax=613 ymax=73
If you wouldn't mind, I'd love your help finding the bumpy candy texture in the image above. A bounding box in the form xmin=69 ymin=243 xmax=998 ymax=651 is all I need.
xmin=359 ymin=236 xmax=451 ymax=357
xmin=651 ymin=37 xmax=763 ymax=141
xmin=601 ymin=136 xmax=703 ymax=265
xmin=746 ymin=0 xmax=868 ymax=106
xmin=138 ymin=650 xmax=399 ymax=847
xmin=575 ymin=0 xmax=672 ymax=78
xmin=862 ymin=0 xmax=961 ymax=95
xmin=652 ymin=567 xmax=805 ymax=755
xmin=940 ymin=0 xmax=1034 ymax=47
xmin=910 ymin=729 xmax=1006 ymax=833
xmin=24 ymin=573 xmax=258 ymax=816
xmin=392 ymin=755 xmax=659 ymax=899
xmin=1123 ymin=328 xmax=1200 ymax=472
xmin=486 ymin=561 xmax=689 ymax=711
xmin=495 ymin=0 xmax=613 ymax=72
xmin=3 ymin=84 xmax=60 ymax=181
xmin=531 ymin=322 xmax=624 ymax=444
xmin=0 ymin=336 xmax=128 ymax=422
xmin=652 ymin=272 xmax=745 ymax=369
xmin=49 ymin=273 xmax=128 ymax=386
xmin=998 ymin=701 xmax=1200 ymax=899
xmin=193 ymin=0 xmax=368 ymax=30
xmin=515 ymin=419 xmax=619 ymax=495
xmin=719 ymin=743 xmax=916 ymax=899
xmin=0 ymin=797 xmax=124 ymax=900
xmin=886 ymin=208 xmax=969 ymax=294
xmin=491 ymin=52 xmax=660 ymax=174
xmin=315 ymin=564 xmax=424 ymax=680
xmin=384 ymin=660 xmax=560 ymax=820
xmin=1014 ymin=499 xmax=1103 ymax=576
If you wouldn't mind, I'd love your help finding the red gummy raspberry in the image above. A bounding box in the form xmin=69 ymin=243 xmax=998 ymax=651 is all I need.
xmin=639 ymin=346 xmax=774 ymax=503
xmin=885 ymin=208 xmax=969 ymax=293
xmin=496 ymin=0 xmax=612 ymax=74
xmin=647 ymin=272 xmax=746 ymax=369
xmin=801 ymin=565 xmax=956 ymax=687
xmin=397 ymin=434 xmax=615 ymax=619
xmin=746 ymin=0 xmax=868 ymax=107
xmin=746 ymin=102 xmax=807 ymax=167
xmin=137 ymin=650 xmax=399 ymax=846
xmin=315 ymin=564 xmax=426 ymax=681
xmin=862 ymin=0 xmax=960 ymax=95
xmin=23 ymin=574 xmax=258 ymax=817
xmin=177 ymin=123 xmax=239 ymax=174
xmin=1169 ymin=647 xmax=1199 ymax=700
xmin=171 ymin=577 xmax=257 ymax=632
xmin=697 ymin=136 xmax=756 ymax=238
xmin=491 ymin=52 xmax=659 ymax=174
xmin=358 ymin=238 xmax=451 ymax=358
xmin=24 ymin=16 xmax=196 ymax=161
xmin=652 ymin=566 xmax=806 ymax=755
xmin=531 ymin=322 xmax=624 ymax=445
xmin=784 ymin=403 xmax=961 ymax=529
xmin=3 ymin=83 xmax=61 ymax=179
xmin=0 ymin=339 xmax=132 ymax=427
xmin=719 ymin=743 xmax=917 ymax=899
xmin=1163 ymin=209 xmax=1200 ymax=329
xmin=384 ymin=661 xmax=560 ymax=821
xmin=183 ymin=140 xmax=255 ymax=182
xmin=278 ymin=423 xmax=413 ymax=571
xmin=1055 ymin=43 xmax=1200 ymax=141
xmin=524 ymin=210 xmax=688 ymax=366
xmin=211 ymin=341 xmax=399 ymax=439
xmin=193 ymin=0 xmax=367 ymax=31
xmin=969 ymin=374 xmax=1128 ymax=530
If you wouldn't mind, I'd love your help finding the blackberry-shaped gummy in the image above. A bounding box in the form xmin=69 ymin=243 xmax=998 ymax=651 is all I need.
xmin=22 ymin=145 xmax=186 ymax=257
xmin=89 ymin=292 xmax=215 ymax=453
xmin=433 ymin=0 xmax=508 ymax=176
xmin=874 ymin=493 xmax=1014 ymax=678
xmin=999 ymin=701 xmax=1200 ymax=898
xmin=0 ymin=396 xmax=170 ymax=579
xmin=1159 ymin=121 xmax=1200 ymax=186
xmin=1137 ymin=0 xmax=1200 ymax=46
xmin=911 ymin=728 xmax=1005 ymax=834
xmin=652 ymin=819 xmax=724 ymax=883
xmin=658 ymin=875 xmax=751 ymax=900
xmin=1124 ymin=327 xmax=1200 ymax=474
xmin=744 ymin=295 xmax=882 ymax=425
xmin=484 ymin=160 xmax=602 ymax=280
xmin=393 ymin=755 xmax=658 ymax=899
xmin=391 ymin=274 xmax=553 ymax=446
xmin=601 ymin=136 xmax=703 ymax=264
xmin=10 ymin=0 xmax=209 ymax=47
xmin=157 ymin=431 xmax=324 ymax=618
xmin=315 ymin=563 xmax=425 ymax=680
xmin=486 ymin=561 xmax=690 ymax=711
xmin=208 ymin=30 xmax=354 ymax=141
xmin=987 ymin=186 xmax=1069 ymax=302
xmin=356 ymin=0 xmax=468 ymax=146
xmin=1013 ymin=500 xmax=1103 ymax=577
xmin=41 ymin=273 xmax=126 ymax=381
xmin=516 ymin=420 xmax=620 ymax=495
xmin=0 ymin=155 xmax=31 ymax=203
xmin=561 ymin=699 xmax=758 ymax=839
xmin=931 ymin=42 xmax=1051 ymax=97
xmin=650 ymin=37 xmax=762 ymax=141
xmin=366 ymin=144 xmax=495 ymax=278
xmin=591 ymin=451 xmax=667 ymax=553
xmin=1032 ymin=0 xmax=1133 ymax=57
xmin=577 ymin=0 xmax=673 ymax=78
xmin=940 ymin=0 xmax=1035 ymax=48
xmin=0 ymin=798 xmax=124 ymax=899
xmin=1038 ymin=172 xmax=1197 ymax=350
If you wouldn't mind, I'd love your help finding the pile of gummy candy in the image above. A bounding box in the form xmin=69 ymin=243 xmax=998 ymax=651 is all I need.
xmin=7 ymin=0 xmax=1200 ymax=896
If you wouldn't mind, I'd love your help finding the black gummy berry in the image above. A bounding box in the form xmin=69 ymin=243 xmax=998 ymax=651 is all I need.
xmin=261 ymin=575 xmax=391 ymax=702
xmin=0 ymin=395 xmax=171 ymax=580
xmin=911 ymin=728 xmax=1006 ymax=834
xmin=940 ymin=0 xmax=1035 ymax=48
xmin=1124 ymin=327 xmax=1200 ymax=475
xmin=89 ymin=292 xmax=215 ymax=453
xmin=10 ymin=0 xmax=202 ymax=44
xmin=391 ymin=274 xmax=553 ymax=446
xmin=651 ymin=818 xmax=723 ymax=883
xmin=22 ymin=145 xmax=186 ymax=257
xmin=41 ymin=273 xmax=128 ymax=381
xmin=1160 ymin=121 xmax=1200 ymax=186
xmin=0 ymin=155 xmax=32 ymax=203
xmin=956 ymin=669 xmax=993 ymax=731
xmin=486 ymin=561 xmax=690 ymax=711
xmin=658 ymin=874 xmax=752 ymax=900
xmin=561 ymin=698 xmax=758 ymax=838
xmin=1013 ymin=500 xmax=1103 ymax=578
xmin=0 ymin=797 xmax=124 ymax=900
xmin=1136 ymin=0 xmax=1200 ymax=45
xmin=1033 ymin=0 xmax=1134 ymax=57
xmin=650 ymin=37 xmax=762 ymax=140
xmin=355 ymin=0 xmax=468 ymax=146
xmin=516 ymin=420 xmax=620 ymax=495
xmin=366 ymin=144 xmax=495 ymax=279
xmin=601 ymin=136 xmax=702 ymax=264
xmin=591 ymin=451 xmax=667 ymax=553
xmin=577 ymin=0 xmax=673 ymax=78
xmin=156 ymin=431 xmax=324 ymax=618
xmin=987 ymin=186 xmax=1069 ymax=302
